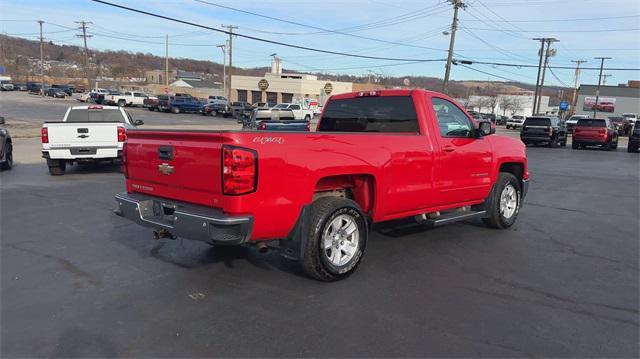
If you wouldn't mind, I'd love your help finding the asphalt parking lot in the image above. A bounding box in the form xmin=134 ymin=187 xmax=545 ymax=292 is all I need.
xmin=1 ymin=93 xmax=638 ymax=357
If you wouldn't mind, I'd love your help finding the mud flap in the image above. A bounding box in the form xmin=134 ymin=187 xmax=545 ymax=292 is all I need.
xmin=279 ymin=205 xmax=312 ymax=261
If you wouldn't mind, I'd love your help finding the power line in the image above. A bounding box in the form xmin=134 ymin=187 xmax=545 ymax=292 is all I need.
xmin=458 ymin=63 xmax=519 ymax=82
xmin=547 ymin=67 xmax=572 ymax=87
xmin=464 ymin=14 xmax=640 ymax=22
xmin=89 ymin=0 xmax=448 ymax=62
xmin=464 ymin=27 xmax=640 ymax=33
xmin=192 ymin=0 xmax=447 ymax=52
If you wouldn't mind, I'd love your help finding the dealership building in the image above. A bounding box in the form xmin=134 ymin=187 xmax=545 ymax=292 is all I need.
xmin=230 ymin=58 xmax=352 ymax=104
xmin=575 ymin=82 xmax=640 ymax=117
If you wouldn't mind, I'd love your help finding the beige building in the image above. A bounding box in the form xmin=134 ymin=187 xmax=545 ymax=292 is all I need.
xmin=230 ymin=58 xmax=352 ymax=104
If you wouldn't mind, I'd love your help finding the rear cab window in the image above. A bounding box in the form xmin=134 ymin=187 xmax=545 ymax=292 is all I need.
xmin=524 ymin=117 xmax=551 ymax=126
xmin=66 ymin=108 xmax=126 ymax=123
xmin=577 ymin=119 xmax=606 ymax=127
xmin=319 ymin=96 xmax=419 ymax=133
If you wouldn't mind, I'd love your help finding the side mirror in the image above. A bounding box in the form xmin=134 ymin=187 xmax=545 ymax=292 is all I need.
xmin=479 ymin=121 xmax=493 ymax=136
xmin=134 ymin=119 xmax=144 ymax=126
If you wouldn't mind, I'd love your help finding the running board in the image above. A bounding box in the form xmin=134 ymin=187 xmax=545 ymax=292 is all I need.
xmin=417 ymin=210 xmax=487 ymax=227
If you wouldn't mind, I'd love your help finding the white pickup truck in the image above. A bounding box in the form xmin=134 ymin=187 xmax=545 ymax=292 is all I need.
xmin=272 ymin=103 xmax=314 ymax=121
xmin=41 ymin=105 xmax=143 ymax=175
xmin=104 ymin=91 xmax=151 ymax=107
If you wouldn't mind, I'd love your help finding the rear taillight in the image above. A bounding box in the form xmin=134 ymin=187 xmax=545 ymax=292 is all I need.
xmin=117 ymin=127 xmax=126 ymax=142
xmin=258 ymin=121 xmax=267 ymax=130
xmin=222 ymin=146 xmax=257 ymax=195
xmin=41 ymin=127 xmax=49 ymax=143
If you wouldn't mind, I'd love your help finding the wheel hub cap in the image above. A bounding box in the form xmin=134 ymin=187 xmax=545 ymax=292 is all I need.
xmin=499 ymin=184 xmax=518 ymax=219
xmin=322 ymin=214 xmax=359 ymax=266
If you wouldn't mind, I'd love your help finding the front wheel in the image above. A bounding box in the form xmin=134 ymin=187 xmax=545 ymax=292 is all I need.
xmin=117 ymin=100 xmax=126 ymax=107
xmin=301 ymin=197 xmax=368 ymax=281
xmin=304 ymin=115 xmax=311 ymax=121
xmin=1 ymin=142 xmax=13 ymax=170
xmin=482 ymin=173 xmax=521 ymax=229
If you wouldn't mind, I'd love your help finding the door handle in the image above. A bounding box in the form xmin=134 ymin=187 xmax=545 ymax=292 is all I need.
xmin=442 ymin=146 xmax=455 ymax=153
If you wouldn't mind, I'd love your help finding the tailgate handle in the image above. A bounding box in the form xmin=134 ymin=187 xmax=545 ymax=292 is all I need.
xmin=158 ymin=146 xmax=174 ymax=160
xmin=77 ymin=128 xmax=89 ymax=133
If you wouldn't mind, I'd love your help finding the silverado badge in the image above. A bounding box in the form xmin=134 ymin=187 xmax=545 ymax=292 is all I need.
xmin=158 ymin=163 xmax=174 ymax=175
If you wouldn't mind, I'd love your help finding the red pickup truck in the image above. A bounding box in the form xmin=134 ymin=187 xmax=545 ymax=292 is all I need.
xmin=114 ymin=89 xmax=529 ymax=281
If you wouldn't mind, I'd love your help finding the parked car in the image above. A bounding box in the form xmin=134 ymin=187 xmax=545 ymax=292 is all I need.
xmin=628 ymin=122 xmax=640 ymax=153
xmin=520 ymin=116 xmax=567 ymax=147
xmin=159 ymin=96 xmax=204 ymax=114
xmin=572 ymin=118 xmax=618 ymax=150
xmin=0 ymin=125 xmax=12 ymax=170
xmin=28 ymin=84 xmax=50 ymax=95
xmin=51 ymin=84 xmax=73 ymax=96
xmin=41 ymin=105 xmax=143 ymax=175
xmin=565 ymin=114 xmax=589 ymax=133
xmin=13 ymin=83 xmax=27 ymax=91
xmin=79 ymin=88 xmax=109 ymax=103
xmin=104 ymin=91 xmax=150 ymax=107
xmin=114 ymin=89 xmax=529 ymax=281
xmin=144 ymin=95 xmax=167 ymax=111
xmin=496 ymin=115 xmax=508 ymax=126
xmin=506 ymin=115 xmax=525 ymax=129
xmin=207 ymin=95 xmax=228 ymax=107
xmin=242 ymin=108 xmax=310 ymax=131
xmin=46 ymin=88 xmax=67 ymax=98
xmin=607 ymin=116 xmax=631 ymax=135
xmin=26 ymin=82 xmax=40 ymax=92
xmin=622 ymin=113 xmax=638 ymax=126
xmin=0 ymin=80 xmax=15 ymax=91
xmin=229 ymin=101 xmax=253 ymax=119
xmin=272 ymin=103 xmax=314 ymax=121
xmin=200 ymin=103 xmax=229 ymax=117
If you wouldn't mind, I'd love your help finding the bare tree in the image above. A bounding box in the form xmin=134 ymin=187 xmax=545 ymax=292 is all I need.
xmin=498 ymin=96 xmax=512 ymax=116
xmin=487 ymin=94 xmax=499 ymax=114
xmin=510 ymin=97 xmax=523 ymax=115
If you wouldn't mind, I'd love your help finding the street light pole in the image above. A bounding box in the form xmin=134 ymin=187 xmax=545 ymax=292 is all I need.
xmin=593 ymin=57 xmax=611 ymax=118
xmin=216 ymin=42 xmax=226 ymax=98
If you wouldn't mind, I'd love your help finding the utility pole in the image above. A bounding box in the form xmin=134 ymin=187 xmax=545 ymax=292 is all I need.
xmin=75 ymin=21 xmax=93 ymax=89
xmin=601 ymin=74 xmax=612 ymax=86
xmin=532 ymin=38 xmax=558 ymax=115
xmin=593 ymin=57 xmax=611 ymax=118
xmin=532 ymin=39 xmax=546 ymax=115
xmin=221 ymin=25 xmax=237 ymax=101
xmin=570 ymin=60 xmax=586 ymax=116
xmin=442 ymin=0 xmax=466 ymax=94
xmin=165 ymin=34 xmax=169 ymax=93
xmin=38 ymin=20 xmax=44 ymax=97
xmin=217 ymin=42 xmax=227 ymax=98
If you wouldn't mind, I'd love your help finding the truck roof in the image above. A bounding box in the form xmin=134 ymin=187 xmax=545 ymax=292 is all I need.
xmin=70 ymin=105 xmax=121 ymax=110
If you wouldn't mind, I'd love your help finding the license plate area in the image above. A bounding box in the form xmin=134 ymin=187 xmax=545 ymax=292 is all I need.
xmin=70 ymin=147 xmax=97 ymax=155
xmin=138 ymin=200 xmax=176 ymax=227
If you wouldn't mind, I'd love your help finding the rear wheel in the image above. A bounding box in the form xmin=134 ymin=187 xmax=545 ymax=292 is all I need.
xmin=301 ymin=197 xmax=367 ymax=281
xmin=117 ymin=100 xmax=126 ymax=107
xmin=483 ymin=173 xmax=521 ymax=229
xmin=47 ymin=160 xmax=66 ymax=176
xmin=147 ymin=107 xmax=154 ymax=111
xmin=572 ymin=142 xmax=579 ymax=150
xmin=1 ymin=142 xmax=13 ymax=170
xmin=548 ymin=135 xmax=558 ymax=148
xmin=612 ymin=138 xmax=618 ymax=150
xmin=603 ymin=140 xmax=612 ymax=151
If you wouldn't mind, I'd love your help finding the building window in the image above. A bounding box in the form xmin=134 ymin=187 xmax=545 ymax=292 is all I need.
xmin=252 ymin=91 xmax=262 ymax=104
xmin=267 ymin=92 xmax=278 ymax=105
xmin=237 ymin=90 xmax=247 ymax=102
xmin=281 ymin=93 xmax=293 ymax=103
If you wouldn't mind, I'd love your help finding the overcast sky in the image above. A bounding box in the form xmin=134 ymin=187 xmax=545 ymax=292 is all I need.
xmin=2 ymin=0 xmax=639 ymax=86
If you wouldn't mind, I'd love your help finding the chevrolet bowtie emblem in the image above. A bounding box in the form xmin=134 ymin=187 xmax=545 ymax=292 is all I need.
xmin=158 ymin=163 xmax=174 ymax=175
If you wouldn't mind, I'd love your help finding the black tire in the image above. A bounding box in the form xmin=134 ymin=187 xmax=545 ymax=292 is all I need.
xmin=603 ymin=140 xmax=612 ymax=151
xmin=1 ymin=142 xmax=12 ymax=170
xmin=304 ymin=115 xmax=311 ymax=121
xmin=117 ymin=100 xmax=126 ymax=107
xmin=612 ymin=138 xmax=618 ymax=150
xmin=628 ymin=144 xmax=638 ymax=153
xmin=548 ymin=135 xmax=558 ymax=148
xmin=147 ymin=107 xmax=154 ymax=111
xmin=48 ymin=161 xmax=66 ymax=176
xmin=572 ymin=142 xmax=579 ymax=150
xmin=482 ymin=173 xmax=522 ymax=229
xmin=301 ymin=197 xmax=368 ymax=281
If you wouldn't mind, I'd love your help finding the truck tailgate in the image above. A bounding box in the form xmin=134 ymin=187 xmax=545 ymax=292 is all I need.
xmin=125 ymin=130 xmax=227 ymax=208
xmin=47 ymin=122 xmax=120 ymax=146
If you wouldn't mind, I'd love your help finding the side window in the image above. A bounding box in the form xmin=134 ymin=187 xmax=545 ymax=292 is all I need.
xmin=125 ymin=92 xmax=131 ymax=96
xmin=290 ymin=105 xmax=301 ymax=110
xmin=432 ymin=98 xmax=474 ymax=138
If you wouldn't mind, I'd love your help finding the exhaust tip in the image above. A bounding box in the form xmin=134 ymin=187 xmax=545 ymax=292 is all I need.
xmin=256 ymin=241 xmax=269 ymax=253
